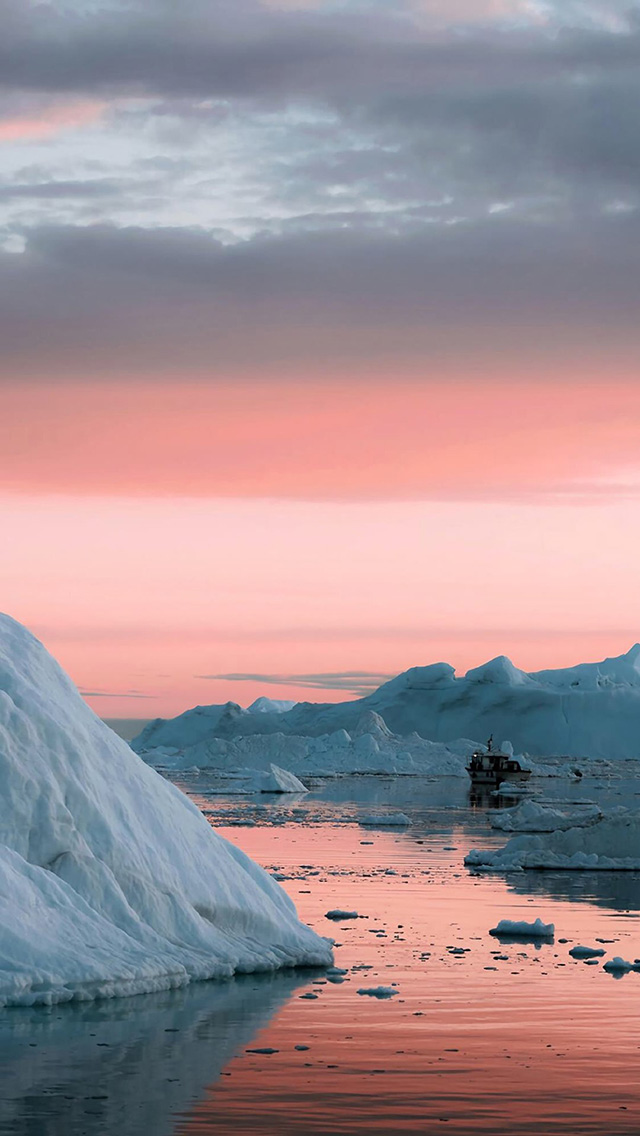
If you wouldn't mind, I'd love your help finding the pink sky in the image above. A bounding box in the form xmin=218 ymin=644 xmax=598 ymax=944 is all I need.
xmin=3 ymin=0 xmax=640 ymax=719
xmin=2 ymin=373 xmax=640 ymax=717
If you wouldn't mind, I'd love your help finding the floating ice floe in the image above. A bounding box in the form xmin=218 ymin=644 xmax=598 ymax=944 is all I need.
xmin=0 ymin=615 xmax=332 ymax=1007
xmin=569 ymin=946 xmax=606 ymax=959
xmin=325 ymin=909 xmax=359 ymax=920
xmin=466 ymin=811 xmax=640 ymax=871
xmin=358 ymin=813 xmax=412 ymax=827
xmin=232 ymin=765 xmax=309 ymax=794
xmin=357 ymin=986 xmax=398 ymax=998
xmin=489 ymin=800 xmax=602 ymax=833
xmin=492 ymin=781 xmax=530 ymax=797
xmin=489 ymin=918 xmax=555 ymax=939
xmin=603 ymin=957 xmax=640 ymax=974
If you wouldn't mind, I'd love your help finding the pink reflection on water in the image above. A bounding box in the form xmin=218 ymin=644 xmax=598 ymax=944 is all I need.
xmin=178 ymin=824 xmax=640 ymax=1135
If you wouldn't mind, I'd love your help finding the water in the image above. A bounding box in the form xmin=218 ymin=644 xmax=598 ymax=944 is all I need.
xmin=2 ymin=775 xmax=640 ymax=1135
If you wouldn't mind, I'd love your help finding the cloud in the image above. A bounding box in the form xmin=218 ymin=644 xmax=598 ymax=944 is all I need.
xmin=79 ymin=689 xmax=153 ymax=698
xmin=0 ymin=178 xmax=127 ymax=200
xmin=200 ymin=671 xmax=393 ymax=695
xmin=1 ymin=0 xmax=639 ymax=104
xmin=0 ymin=211 xmax=639 ymax=379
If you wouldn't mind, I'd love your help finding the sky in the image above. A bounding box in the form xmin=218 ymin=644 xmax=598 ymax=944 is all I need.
xmin=2 ymin=0 xmax=640 ymax=718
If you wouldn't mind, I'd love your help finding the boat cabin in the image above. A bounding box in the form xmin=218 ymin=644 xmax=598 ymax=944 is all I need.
xmin=466 ymin=735 xmax=530 ymax=783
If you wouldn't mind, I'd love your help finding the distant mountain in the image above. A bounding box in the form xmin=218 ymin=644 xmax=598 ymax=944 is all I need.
xmin=132 ymin=646 xmax=640 ymax=760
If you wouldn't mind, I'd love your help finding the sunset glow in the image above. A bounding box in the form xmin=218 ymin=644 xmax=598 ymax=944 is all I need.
xmin=2 ymin=0 xmax=640 ymax=718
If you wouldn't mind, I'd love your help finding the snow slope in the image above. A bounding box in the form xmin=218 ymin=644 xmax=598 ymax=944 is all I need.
xmin=133 ymin=646 xmax=640 ymax=761
xmin=0 ymin=615 xmax=331 ymax=1007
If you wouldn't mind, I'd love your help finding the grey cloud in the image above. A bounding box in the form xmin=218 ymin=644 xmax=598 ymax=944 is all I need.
xmin=201 ymin=671 xmax=393 ymax=694
xmin=3 ymin=0 xmax=640 ymax=236
xmin=0 ymin=179 xmax=128 ymax=200
xmin=1 ymin=212 xmax=639 ymax=377
xmin=2 ymin=1 xmax=640 ymax=104
xmin=79 ymin=689 xmax=152 ymax=698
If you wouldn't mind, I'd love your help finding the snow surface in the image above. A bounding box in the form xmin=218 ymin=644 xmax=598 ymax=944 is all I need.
xmin=489 ymin=919 xmax=555 ymax=939
xmin=489 ymin=800 xmax=602 ymax=832
xmin=0 ymin=615 xmax=331 ymax=1007
xmin=466 ymin=810 xmax=640 ymax=871
xmin=133 ymin=644 xmax=640 ymax=763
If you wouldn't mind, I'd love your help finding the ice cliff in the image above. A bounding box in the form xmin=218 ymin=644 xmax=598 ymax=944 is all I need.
xmin=0 ymin=615 xmax=331 ymax=1007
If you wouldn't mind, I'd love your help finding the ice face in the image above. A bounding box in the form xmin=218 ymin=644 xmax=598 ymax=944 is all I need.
xmin=0 ymin=614 xmax=332 ymax=1007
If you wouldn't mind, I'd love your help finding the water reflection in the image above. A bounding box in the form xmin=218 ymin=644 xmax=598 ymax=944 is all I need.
xmin=504 ymin=868 xmax=640 ymax=914
xmin=0 ymin=971 xmax=316 ymax=1136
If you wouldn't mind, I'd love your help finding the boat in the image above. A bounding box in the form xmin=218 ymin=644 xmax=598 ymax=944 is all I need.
xmin=466 ymin=735 xmax=531 ymax=785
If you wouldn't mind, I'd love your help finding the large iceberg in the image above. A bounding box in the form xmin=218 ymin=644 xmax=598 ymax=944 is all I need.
xmin=135 ymin=709 xmax=474 ymax=777
xmin=134 ymin=645 xmax=640 ymax=761
xmin=0 ymin=615 xmax=331 ymax=1007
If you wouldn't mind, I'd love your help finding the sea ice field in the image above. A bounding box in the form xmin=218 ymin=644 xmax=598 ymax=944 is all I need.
xmin=3 ymin=769 xmax=640 ymax=1136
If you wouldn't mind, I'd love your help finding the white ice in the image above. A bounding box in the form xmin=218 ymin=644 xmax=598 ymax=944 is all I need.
xmin=0 ymin=615 xmax=332 ymax=1008
xmin=358 ymin=813 xmax=412 ymax=827
xmin=225 ymin=765 xmax=309 ymax=794
xmin=489 ymin=918 xmax=555 ymax=938
xmin=467 ymin=810 xmax=640 ymax=872
xmin=489 ymin=800 xmax=602 ymax=832
xmin=134 ymin=644 xmax=640 ymax=763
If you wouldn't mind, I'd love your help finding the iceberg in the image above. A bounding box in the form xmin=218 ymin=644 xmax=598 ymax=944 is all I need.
xmin=232 ymin=765 xmax=309 ymax=793
xmin=466 ymin=810 xmax=640 ymax=871
xmin=134 ymin=710 xmax=474 ymax=778
xmin=133 ymin=644 xmax=640 ymax=763
xmin=489 ymin=800 xmax=602 ymax=832
xmin=0 ymin=615 xmax=331 ymax=1007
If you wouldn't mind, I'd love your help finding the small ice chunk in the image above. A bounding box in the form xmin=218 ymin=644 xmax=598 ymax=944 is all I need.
xmin=489 ymin=918 xmax=555 ymax=939
xmin=569 ymin=945 xmax=606 ymax=959
xmin=603 ymin=957 xmax=638 ymax=973
xmin=325 ymin=910 xmax=359 ymax=920
xmin=357 ymin=987 xmax=398 ymax=998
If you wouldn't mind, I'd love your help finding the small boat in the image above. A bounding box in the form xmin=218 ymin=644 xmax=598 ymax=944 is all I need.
xmin=466 ymin=735 xmax=531 ymax=785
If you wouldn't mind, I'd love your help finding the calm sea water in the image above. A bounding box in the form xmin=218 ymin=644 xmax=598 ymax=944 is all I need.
xmin=2 ymin=774 xmax=640 ymax=1136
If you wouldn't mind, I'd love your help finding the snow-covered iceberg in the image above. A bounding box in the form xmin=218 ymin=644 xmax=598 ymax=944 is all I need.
xmin=135 ymin=708 xmax=474 ymax=777
xmin=0 ymin=615 xmax=331 ymax=1007
xmin=133 ymin=644 xmax=640 ymax=762
xmin=466 ymin=810 xmax=640 ymax=871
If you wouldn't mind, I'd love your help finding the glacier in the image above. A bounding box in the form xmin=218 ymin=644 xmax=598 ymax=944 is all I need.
xmin=0 ymin=614 xmax=331 ymax=1007
xmin=133 ymin=645 xmax=640 ymax=766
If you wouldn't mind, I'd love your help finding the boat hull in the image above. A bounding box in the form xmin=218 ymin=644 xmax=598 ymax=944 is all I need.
xmin=466 ymin=768 xmax=531 ymax=785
